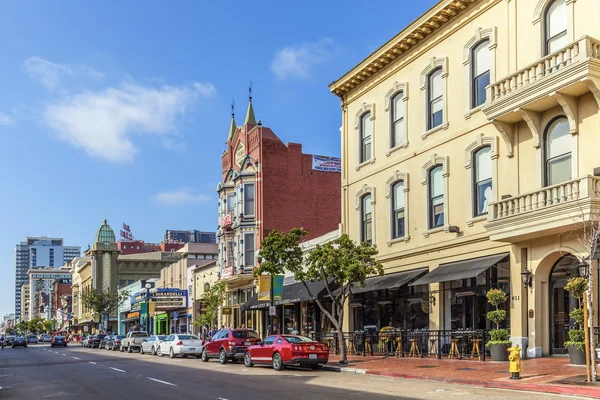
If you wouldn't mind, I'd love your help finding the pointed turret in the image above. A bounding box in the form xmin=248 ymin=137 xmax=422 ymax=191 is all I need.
xmin=227 ymin=114 xmax=237 ymax=141
xmin=245 ymin=98 xmax=256 ymax=126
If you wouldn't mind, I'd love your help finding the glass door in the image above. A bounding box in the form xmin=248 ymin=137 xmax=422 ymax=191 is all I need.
xmin=549 ymin=255 xmax=580 ymax=355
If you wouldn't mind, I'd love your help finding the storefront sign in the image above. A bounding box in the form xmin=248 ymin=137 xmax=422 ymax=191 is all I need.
xmin=220 ymin=213 xmax=233 ymax=228
xmin=222 ymin=307 xmax=232 ymax=315
xmin=312 ymin=155 xmax=341 ymax=172
xmin=126 ymin=311 xmax=140 ymax=319
xmin=222 ymin=266 xmax=234 ymax=279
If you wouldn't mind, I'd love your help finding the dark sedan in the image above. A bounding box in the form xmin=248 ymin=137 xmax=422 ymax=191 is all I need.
xmin=99 ymin=335 xmax=112 ymax=349
xmin=51 ymin=336 xmax=67 ymax=348
xmin=105 ymin=335 xmax=125 ymax=351
xmin=12 ymin=336 xmax=27 ymax=348
xmin=88 ymin=334 xmax=107 ymax=348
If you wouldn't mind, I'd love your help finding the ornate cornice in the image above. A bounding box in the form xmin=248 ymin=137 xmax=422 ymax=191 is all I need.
xmin=329 ymin=0 xmax=479 ymax=97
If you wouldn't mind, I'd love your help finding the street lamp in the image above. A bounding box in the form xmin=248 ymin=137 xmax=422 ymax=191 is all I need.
xmin=145 ymin=283 xmax=152 ymax=334
xmin=520 ymin=268 xmax=532 ymax=288
xmin=578 ymin=260 xmax=590 ymax=278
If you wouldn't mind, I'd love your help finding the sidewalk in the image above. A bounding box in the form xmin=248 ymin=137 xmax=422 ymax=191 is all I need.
xmin=324 ymin=354 xmax=600 ymax=398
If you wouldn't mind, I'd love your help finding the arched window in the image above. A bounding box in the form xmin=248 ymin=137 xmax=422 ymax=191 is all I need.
xmin=359 ymin=112 xmax=372 ymax=163
xmin=391 ymin=181 xmax=405 ymax=239
xmin=361 ymin=194 xmax=373 ymax=244
xmin=473 ymin=147 xmax=492 ymax=216
xmin=545 ymin=0 xmax=567 ymax=55
xmin=428 ymin=68 xmax=443 ymax=130
xmin=429 ymin=166 xmax=444 ymax=228
xmin=544 ymin=117 xmax=571 ymax=186
xmin=391 ymin=92 xmax=405 ymax=148
xmin=471 ymin=40 xmax=490 ymax=108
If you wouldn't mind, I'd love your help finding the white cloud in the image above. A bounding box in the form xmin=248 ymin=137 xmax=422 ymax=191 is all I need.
xmin=0 ymin=112 xmax=14 ymax=125
xmin=43 ymin=82 xmax=211 ymax=163
xmin=152 ymin=188 xmax=212 ymax=206
xmin=24 ymin=56 xmax=104 ymax=90
xmin=271 ymin=38 xmax=336 ymax=80
xmin=193 ymin=82 xmax=217 ymax=96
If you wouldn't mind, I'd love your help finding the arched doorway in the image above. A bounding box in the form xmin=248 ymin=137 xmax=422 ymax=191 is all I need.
xmin=549 ymin=255 xmax=581 ymax=355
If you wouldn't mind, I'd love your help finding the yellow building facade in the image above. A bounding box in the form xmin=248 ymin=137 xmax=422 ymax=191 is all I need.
xmin=330 ymin=0 xmax=600 ymax=357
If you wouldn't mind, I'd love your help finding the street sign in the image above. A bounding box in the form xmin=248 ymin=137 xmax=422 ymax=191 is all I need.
xmin=173 ymin=311 xmax=179 ymax=319
xmin=269 ymin=306 xmax=276 ymax=316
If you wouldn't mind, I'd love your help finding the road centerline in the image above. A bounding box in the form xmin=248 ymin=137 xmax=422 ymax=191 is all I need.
xmin=89 ymin=361 xmax=97 ymax=365
xmin=147 ymin=377 xmax=176 ymax=386
xmin=110 ymin=367 xmax=126 ymax=373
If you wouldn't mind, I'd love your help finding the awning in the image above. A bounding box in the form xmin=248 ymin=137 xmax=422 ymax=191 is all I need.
xmin=242 ymin=280 xmax=333 ymax=311
xmin=349 ymin=268 xmax=428 ymax=294
xmin=409 ymin=253 xmax=509 ymax=286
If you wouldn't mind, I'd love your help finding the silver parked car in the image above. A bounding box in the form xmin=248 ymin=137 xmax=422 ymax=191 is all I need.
xmin=140 ymin=335 xmax=166 ymax=355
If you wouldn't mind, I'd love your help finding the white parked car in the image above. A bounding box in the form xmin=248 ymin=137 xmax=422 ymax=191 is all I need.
xmin=157 ymin=334 xmax=203 ymax=358
xmin=140 ymin=335 xmax=166 ymax=355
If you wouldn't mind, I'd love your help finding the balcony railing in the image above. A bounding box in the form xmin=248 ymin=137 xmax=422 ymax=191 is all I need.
xmin=489 ymin=176 xmax=600 ymax=221
xmin=483 ymin=36 xmax=600 ymax=120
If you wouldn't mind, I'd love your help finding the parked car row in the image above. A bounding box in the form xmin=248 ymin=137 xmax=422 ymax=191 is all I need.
xmin=80 ymin=328 xmax=329 ymax=371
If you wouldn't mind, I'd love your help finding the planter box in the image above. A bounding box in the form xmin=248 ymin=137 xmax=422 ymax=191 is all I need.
xmin=568 ymin=345 xmax=586 ymax=365
xmin=489 ymin=343 xmax=509 ymax=362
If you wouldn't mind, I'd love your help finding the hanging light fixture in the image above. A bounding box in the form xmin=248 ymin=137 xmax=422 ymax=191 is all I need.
xmin=520 ymin=268 xmax=532 ymax=288
xmin=578 ymin=260 xmax=590 ymax=278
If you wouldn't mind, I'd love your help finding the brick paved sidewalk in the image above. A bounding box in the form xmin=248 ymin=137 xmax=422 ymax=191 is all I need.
xmin=325 ymin=354 xmax=600 ymax=398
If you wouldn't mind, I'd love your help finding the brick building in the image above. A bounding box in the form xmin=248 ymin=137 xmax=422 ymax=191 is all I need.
xmin=117 ymin=240 xmax=184 ymax=255
xmin=216 ymin=97 xmax=341 ymax=331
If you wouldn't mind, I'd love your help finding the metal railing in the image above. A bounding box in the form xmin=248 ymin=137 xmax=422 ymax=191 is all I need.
xmin=311 ymin=329 xmax=489 ymax=361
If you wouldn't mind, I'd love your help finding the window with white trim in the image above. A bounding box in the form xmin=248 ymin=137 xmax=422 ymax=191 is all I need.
xmin=429 ymin=166 xmax=444 ymax=229
xmin=544 ymin=117 xmax=571 ymax=186
xmin=361 ymin=194 xmax=373 ymax=244
xmin=243 ymin=183 xmax=255 ymax=216
xmin=227 ymin=194 xmax=235 ymax=214
xmin=544 ymin=0 xmax=567 ymax=55
xmin=244 ymin=232 xmax=255 ymax=267
xmin=473 ymin=147 xmax=492 ymax=216
xmin=360 ymin=112 xmax=372 ymax=163
xmin=391 ymin=181 xmax=405 ymax=239
xmin=428 ymin=68 xmax=443 ymax=130
xmin=391 ymin=93 xmax=405 ymax=148
xmin=471 ymin=40 xmax=490 ymax=108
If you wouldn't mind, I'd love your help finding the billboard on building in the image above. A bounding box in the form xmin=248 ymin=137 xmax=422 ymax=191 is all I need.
xmin=312 ymin=156 xmax=341 ymax=173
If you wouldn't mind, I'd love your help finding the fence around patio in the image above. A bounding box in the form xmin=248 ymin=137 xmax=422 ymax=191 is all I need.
xmin=310 ymin=330 xmax=490 ymax=361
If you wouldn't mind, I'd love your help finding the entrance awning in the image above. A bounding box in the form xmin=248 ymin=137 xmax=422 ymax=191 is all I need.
xmin=242 ymin=280 xmax=333 ymax=311
xmin=350 ymin=268 xmax=428 ymax=294
xmin=409 ymin=253 xmax=509 ymax=286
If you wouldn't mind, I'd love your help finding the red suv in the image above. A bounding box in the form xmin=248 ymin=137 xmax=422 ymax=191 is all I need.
xmin=201 ymin=328 xmax=261 ymax=364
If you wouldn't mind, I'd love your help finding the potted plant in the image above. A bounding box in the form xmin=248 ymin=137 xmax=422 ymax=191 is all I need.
xmin=564 ymin=277 xmax=588 ymax=365
xmin=486 ymin=288 xmax=511 ymax=361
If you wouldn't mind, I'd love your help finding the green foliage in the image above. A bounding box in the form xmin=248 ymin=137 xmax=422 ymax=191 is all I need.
xmin=194 ymin=281 xmax=226 ymax=329
xmin=487 ymin=328 xmax=511 ymax=347
xmin=16 ymin=320 xmax=29 ymax=334
xmin=28 ymin=318 xmax=45 ymax=334
xmin=486 ymin=289 xmax=508 ymax=308
xmin=486 ymin=310 xmax=507 ymax=325
xmin=43 ymin=320 xmax=53 ymax=333
xmin=568 ymin=329 xmax=585 ymax=343
xmin=564 ymin=277 xmax=588 ymax=300
xmin=255 ymin=228 xmax=307 ymax=277
xmin=5 ymin=327 xmax=16 ymax=335
xmin=570 ymin=308 xmax=584 ymax=326
xmin=81 ymin=288 xmax=129 ymax=330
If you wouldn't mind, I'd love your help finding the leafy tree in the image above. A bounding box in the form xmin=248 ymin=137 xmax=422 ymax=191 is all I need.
xmin=81 ymin=288 xmax=129 ymax=333
xmin=28 ymin=318 xmax=45 ymax=334
xmin=16 ymin=320 xmax=29 ymax=335
xmin=256 ymin=229 xmax=383 ymax=364
xmin=43 ymin=320 xmax=53 ymax=333
xmin=485 ymin=288 xmax=510 ymax=346
xmin=194 ymin=281 xmax=226 ymax=330
xmin=5 ymin=327 xmax=16 ymax=336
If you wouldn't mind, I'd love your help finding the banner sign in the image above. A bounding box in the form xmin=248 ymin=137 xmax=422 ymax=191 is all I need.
xmin=221 ymin=266 xmax=234 ymax=279
xmin=257 ymin=275 xmax=284 ymax=301
xmin=126 ymin=311 xmax=140 ymax=319
xmin=273 ymin=275 xmax=284 ymax=301
xmin=258 ymin=276 xmax=271 ymax=301
xmin=312 ymin=155 xmax=341 ymax=173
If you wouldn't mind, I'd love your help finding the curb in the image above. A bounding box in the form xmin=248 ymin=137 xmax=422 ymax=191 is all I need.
xmin=322 ymin=365 xmax=600 ymax=399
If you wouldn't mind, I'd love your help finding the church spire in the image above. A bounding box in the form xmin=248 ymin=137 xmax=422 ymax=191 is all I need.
xmin=228 ymin=98 xmax=237 ymax=141
xmin=244 ymin=81 xmax=257 ymax=126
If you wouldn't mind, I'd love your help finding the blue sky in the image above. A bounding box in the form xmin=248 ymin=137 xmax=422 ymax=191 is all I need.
xmin=0 ymin=0 xmax=436 ymax=316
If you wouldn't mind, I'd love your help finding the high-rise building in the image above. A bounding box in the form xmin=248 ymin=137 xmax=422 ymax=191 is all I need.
xmin=14 ymin=237 xmax=81 ymax=318
xmin=164 ymin=230 xmax=216 ymax=244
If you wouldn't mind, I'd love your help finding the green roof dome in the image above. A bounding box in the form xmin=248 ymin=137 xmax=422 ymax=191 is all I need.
xmin=95 ymin=219 xmax=116 ymax=243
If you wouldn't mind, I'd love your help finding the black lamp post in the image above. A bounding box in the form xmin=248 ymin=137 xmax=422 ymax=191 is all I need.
xmin=145 ymin=283 xmax=152 ymax=334
xmin=578 ymin=260 xmax=590 ymax=278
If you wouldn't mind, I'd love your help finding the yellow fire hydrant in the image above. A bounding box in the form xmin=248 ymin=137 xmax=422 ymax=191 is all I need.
xmin=508 ymin=346 xmax=522 ymax=380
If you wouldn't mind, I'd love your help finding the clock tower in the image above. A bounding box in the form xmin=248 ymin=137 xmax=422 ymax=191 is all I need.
xmin=90 ymin=219 xmax=120 ymax=291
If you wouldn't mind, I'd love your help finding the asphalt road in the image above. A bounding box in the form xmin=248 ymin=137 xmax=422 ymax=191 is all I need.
xmin=0 ymin=344 xmax=575 ymax=400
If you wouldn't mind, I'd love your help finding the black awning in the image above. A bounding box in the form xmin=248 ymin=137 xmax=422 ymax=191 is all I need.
xmin=241 ymin=280 xmax=332 ymax=311
xmin=409 ymin=253 xmax=509 ymax=286
xmin=350 ymin=268 xmax=428 ymax=294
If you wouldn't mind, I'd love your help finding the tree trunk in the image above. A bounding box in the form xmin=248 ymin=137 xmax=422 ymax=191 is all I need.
xmin=338 ymin=328 xmax=347 ymax=364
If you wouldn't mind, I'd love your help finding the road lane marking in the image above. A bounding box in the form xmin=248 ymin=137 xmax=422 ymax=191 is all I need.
xmin=72 ymin=357 xmax=80 ymax=360
xmin=110 ymin=367 xmax=126 ymax=373
xmin=61 ymin=354 xmax=66 ymax=356
xmin=89 ymin=362 xmax=97 ymax=365
xmin=147 ymin=378 xmax=176 ymax=386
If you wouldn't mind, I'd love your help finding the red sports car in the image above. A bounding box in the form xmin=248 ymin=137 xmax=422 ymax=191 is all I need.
xmin=244 ymin=334 xmax=329 ymax=371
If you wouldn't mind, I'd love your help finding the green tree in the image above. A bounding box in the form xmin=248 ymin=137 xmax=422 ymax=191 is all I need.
xmin=194 ymin=281 xmax=226 ymax=330
xmin=256 ymin=229 xmax=383 ymax=364
xmin=5 ymin=327 xmax=16 ymax=336
xmin=16 ymin=320 xmax=29 ymax=335
xmin=28 ymin=318 xmax=45 ymax=334
xmin=81 ymin=288 xmax=129 ymax=333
